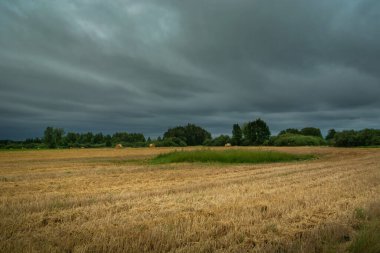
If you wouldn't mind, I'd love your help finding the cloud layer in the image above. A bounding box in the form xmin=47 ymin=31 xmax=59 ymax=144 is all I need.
xmin=1 ymin=0 xmax=379 ymax=139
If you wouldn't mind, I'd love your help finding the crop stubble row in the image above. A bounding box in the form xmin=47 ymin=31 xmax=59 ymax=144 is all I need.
xmin=0 ymin=147 xmax=379 ymax=252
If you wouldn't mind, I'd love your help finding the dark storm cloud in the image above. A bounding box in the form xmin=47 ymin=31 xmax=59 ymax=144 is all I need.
xmin=1 ymin=0 xmax=379 ymax=139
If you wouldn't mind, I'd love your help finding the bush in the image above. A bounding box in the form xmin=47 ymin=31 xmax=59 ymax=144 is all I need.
xmin=278 ymin=128 xmax=300 ymax=135
xmin=333 ymin=129 xmax=380 ymax=147
xmin=204 ymin=135 xmax=231 ymax=146
xmin=155 ymin=137 xmax=187 ymax=147
xmin=334 ymin=131 xmax=360 ymax=147
xmin=278 ymin=127 xmax=323 ymax=138
xmin=121 ymin=142 xmax=147 ymax=148
xmin=270 ymin=134 xmax=326 ymax=146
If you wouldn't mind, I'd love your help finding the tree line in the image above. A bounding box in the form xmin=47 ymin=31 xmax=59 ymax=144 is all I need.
xmin=42 ymin=127 xmax=147 ymax=148
xmin=0 ymin=119 xmax=379 ymax=149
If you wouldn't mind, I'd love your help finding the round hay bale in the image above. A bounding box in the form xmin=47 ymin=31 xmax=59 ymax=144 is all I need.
xmin=149 ymin=143 xmax=156 ymax=148
xmin=115 ymin=144 xmax=123 ymax=149
xmin=225 ymin=143 xmax=232 ymax=147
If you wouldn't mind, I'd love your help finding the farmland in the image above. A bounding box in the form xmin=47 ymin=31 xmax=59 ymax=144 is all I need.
xmin=0 ymin=147 xmax=379 ymax=252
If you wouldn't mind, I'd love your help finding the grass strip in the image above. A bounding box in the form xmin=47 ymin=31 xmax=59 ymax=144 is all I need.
xmin=151 ymin=150 xmax=314 ymax=164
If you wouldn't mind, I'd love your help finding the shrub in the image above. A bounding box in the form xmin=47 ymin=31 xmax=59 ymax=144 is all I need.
xmin=278 ymin=128 xmax=300 ymax=135
xmin=270 ymin=134 xmax=326 ymax=146
xmin=121 ymin=142 xmax=147 ymax=148
xmin=155 ymin=137 xmax=187 ymax=147
xmin=333 ymin=129 xmax=380 ymax=147
xmin=204 ymin=135 xmax=231 ymax=146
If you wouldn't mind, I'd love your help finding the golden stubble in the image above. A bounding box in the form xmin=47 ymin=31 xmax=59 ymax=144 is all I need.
xmin=0 ymin=147 xmax=379 ymax=252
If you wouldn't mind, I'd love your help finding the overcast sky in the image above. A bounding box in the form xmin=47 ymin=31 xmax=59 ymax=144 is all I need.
xmin=1 ymin=0 xmax=379 ymax=140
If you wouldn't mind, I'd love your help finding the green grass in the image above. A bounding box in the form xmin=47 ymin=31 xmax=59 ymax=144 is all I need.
xmin=151 ymin=150 xmax=314 ymax=164
xmin=349 ymin=203 xmax=380 ymax=253
xmin=349 ymin=220 xmax=380 ymax=253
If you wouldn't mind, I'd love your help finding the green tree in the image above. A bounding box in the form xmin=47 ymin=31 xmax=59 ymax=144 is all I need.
xmin=300 ymin=127 xmax=322 ymax=138
xmin=279 ymin=128 xmax=300 ymax=136
xmin=128 ymin=133 xmax=146 ymax=143
xmin=243 ymin=118 xmax=271 ymax=145
xmin=93 ymin=133 xmax=104 ymax=144
xmin=105 ymin=135 xmax=112 ymax=147
xmin=232 ymin=124 xmax=242 ymax=146
xmin=112 ymin=132 xmax=145 ymax=144
xmin=185 ymin=124 xmax=212 ymax=146
xmin=325 ymin=129 xmax=336 ymax=140
xmin=337 ymin=129 xmax=380 ymax=147
xmin=65 ymin=132 xmax=79 ymax=147
xmin=163 ymin=124 xmax=211 ymax=146
xmin=44 ymin=127 xmax=54 ymax=148
xmin=334 ymin=130 xmax=360 ymax=147
xmin=80 ymin=132 xmax=94 ymax=144
xmin=164 ymin=126 xmax=187 ymax=142
xmin=206 ymin=135 xmax=231 ymax=146
xmin=44 ymin=127 xmax=64 ymax=148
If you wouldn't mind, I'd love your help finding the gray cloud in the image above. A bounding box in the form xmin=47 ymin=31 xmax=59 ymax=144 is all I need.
xmin=1 ymin=0 xmax=379 ymax=139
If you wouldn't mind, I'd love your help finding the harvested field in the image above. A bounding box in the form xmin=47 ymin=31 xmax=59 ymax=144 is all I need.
xmin=0 ymin=147 xmax=379 ymax=252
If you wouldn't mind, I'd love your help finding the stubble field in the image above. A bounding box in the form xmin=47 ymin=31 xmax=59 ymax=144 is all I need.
xmin=0 ymin=147 xmax=379 ymax=252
